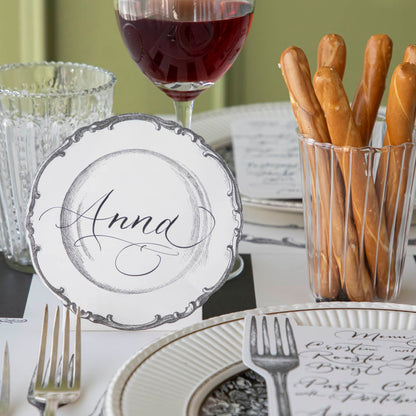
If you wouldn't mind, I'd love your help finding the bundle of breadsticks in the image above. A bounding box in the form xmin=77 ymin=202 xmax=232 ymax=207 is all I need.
xmin=280 ymin=34 xmax=416 ymax=301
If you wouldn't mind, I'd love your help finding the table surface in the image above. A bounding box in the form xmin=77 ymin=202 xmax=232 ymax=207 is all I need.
xmin=3 ymin=217 xmax=416 ymax=415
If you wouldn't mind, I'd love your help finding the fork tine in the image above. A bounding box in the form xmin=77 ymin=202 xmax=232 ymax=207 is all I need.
xmin=36 ymin=305 xmax=49 ymax=387
xmin=1 ymin=342 xmax=10 ymax=411
xmin=61 ymin=308 xmax=70 ymax=387
xmin=73 ymin=308 xmax=81 ymax=389
xmin=261 ymin=316 xmax=270 ymax=355
xmin=32 ymin=305 xmax=81 ymax=412
xmin=274 ymin=317 xmax=284 ymax=355
xmin=285 ymin=318 xmax=298 ymax=357
xmin=27 ymin=364 xmax=47 ymax=414
xmin=48 ymin=307 xmax=61 ymax=387
xmin=249 ymin=315 xmax=258 ymax=356
xmin=68 ymin=354 xmax=74 ymax=387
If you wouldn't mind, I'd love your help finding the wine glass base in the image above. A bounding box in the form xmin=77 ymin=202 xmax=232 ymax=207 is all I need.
xmin=228 ymin=254 xmax=244 ymax=280
xmin=155 ymin=81 xmax=214 ymax=102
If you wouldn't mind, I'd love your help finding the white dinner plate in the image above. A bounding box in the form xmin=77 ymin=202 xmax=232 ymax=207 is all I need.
xmin=192 ymin=102 xmax=303 ymax=226
xmin=104 ymin=302 xmax=416 ymax=416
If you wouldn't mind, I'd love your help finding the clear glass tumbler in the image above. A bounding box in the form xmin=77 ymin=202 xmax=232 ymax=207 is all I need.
xmin=298 ymin=125 xmax=416 ymax=302
xmin=0 ymin=62 xmax=116 ymax=272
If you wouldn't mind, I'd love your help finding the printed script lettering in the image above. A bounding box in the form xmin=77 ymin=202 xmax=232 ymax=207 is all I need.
xmin=293 ymin=327 xmax=416 ymax=416
xmin=41 ymin=189 xmax=215 ymax=276
xmin=231 ymin=118 xmax=301 ymax=199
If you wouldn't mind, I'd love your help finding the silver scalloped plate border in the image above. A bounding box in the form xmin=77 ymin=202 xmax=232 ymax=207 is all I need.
xmin=26 ymin=113 xmax=242 ymax=330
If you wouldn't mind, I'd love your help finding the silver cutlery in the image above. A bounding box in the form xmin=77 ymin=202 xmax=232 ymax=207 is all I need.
xmin=32 ymin=305 xmax=81 ymax=416
xmin=28 ymin=359 xmax=74 ymax=415
xmin=28 ymin=365 xmax=45 ymax=414
xmin=244 ymin=315 xmax=299 ymax=416
xmin=0 ymin=342 xmax=9 ymax=416
xmin=28 ymin=365 xmax=48 ymax=415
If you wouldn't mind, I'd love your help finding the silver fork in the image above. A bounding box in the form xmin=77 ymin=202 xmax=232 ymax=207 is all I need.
xmin=243 ymin=315 xmax=299 ymax=416
xmin=33 ymin=305 xmax=81 ymax=416
xmin=28 ymin=357 xmax=75 ymax=415
xmin=0 ymin=342 xmax=9 ymax=416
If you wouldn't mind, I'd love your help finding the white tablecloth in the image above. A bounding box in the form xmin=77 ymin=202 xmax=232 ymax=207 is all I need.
xmin=4 ymin=218 xmax=416 ymax=415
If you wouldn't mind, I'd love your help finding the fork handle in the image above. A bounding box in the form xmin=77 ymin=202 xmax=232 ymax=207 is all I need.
xmin=268 ymin=372 xmax=291 ymax=416
xmin=44 ymin=399 xmax=59 ymax=416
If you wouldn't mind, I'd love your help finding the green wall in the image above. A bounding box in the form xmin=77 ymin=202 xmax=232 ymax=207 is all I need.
xmin=236 ymin=0 xmax=416 ymax=107
xmin=1 ymin=0 xmax=416 ymax=115
xmin=0 ymin=1 xmax=21 ymax=64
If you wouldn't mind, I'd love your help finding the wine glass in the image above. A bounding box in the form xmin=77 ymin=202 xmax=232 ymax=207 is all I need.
xmin=114 ymin=0 xmax=255 ymax=128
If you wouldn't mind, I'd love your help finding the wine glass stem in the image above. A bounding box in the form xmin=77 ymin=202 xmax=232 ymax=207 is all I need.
xmin=174 ymin=100 xmax=194 ymax=129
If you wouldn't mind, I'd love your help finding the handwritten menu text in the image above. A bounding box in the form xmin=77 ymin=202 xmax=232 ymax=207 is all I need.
xmin=291 ymin=323 xmax=416 ymax=415
xmin=231 ymin=118 xmax=301 ymax=200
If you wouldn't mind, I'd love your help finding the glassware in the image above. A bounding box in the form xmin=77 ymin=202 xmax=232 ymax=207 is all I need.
xmin=0 ymin=62 xmax=116 ymax=272
xmin=114 ymin=0 xmax=255 ymax=128
xmin=298 ymin=124 xmax=416 ymax=302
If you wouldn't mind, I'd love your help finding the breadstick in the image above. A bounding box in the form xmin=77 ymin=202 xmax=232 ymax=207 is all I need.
xmin=376 ymin=63 xmax=416 ymax=287
xmin=313 ymin=156 xmax=341 ymax=299
xmin=314 ymin=66 xmax=394 ymax=299
xmin=378 ymin=62 xmax=416 ymax=197
xmin=352 ymin=34 xmax=393 ymax=146
xmin=317 ymin=34 xmax=347 ymax=79
xmin=299 ymin=140 xmax=338 ymax=299
xmin=403 ymin=44 xmax=416 ymax=64
xmin=323 ymin=148 xmax=372 ymax=301
xmin=280 ymin=47 xmax=330 ymax=143
xmin=281 ymin=47 xmax=340 ymax=299
xmin=384 ymin=62 xmax=416 ymax=146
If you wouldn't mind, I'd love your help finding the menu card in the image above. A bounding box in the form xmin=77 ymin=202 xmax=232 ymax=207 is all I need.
xmin=231 ymin=118 xmax=301 ymax=200
xmin=244 ymin=315 xmax=416 ymax=415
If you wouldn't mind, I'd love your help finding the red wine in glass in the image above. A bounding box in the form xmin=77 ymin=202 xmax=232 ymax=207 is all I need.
xmin=115 ymin=0 xmax=254 ymax=127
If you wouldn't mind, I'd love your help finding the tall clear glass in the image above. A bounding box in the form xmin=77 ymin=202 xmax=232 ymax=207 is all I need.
xmin=0 ymin=62 xmax=116 ymax=272
xmin=298 ymin=128 xmax=416 ymax=303
xmin=114 ymin=0 xmax=255 ymax=128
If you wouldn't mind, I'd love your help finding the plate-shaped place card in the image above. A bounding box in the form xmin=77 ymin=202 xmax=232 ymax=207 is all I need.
xmin=26 ymin=114 xmax=242 ymax=330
